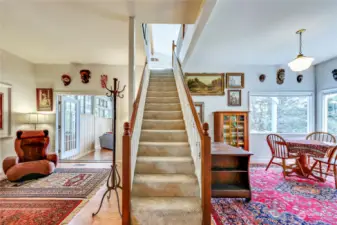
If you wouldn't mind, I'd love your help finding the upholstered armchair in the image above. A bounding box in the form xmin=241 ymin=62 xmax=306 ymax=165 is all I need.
xmin=3 ymin=130 xmax=58 ymax=181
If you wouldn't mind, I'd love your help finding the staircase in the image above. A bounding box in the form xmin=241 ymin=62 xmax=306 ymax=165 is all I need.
xmin=131 ymin=69 xmax=202 ymax=225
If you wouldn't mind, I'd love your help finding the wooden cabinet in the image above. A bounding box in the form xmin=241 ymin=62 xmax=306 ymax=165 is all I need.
xmin=213 ymin=111 xmax=249 ymax=151
xmin=211 ymin=143 xmax=253 ymax=201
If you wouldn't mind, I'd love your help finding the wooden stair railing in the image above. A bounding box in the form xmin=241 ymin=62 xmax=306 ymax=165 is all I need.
xmin=122 ymin=60 xmax=148 ymax=225
xmin=172 ymin=41 xmax=212 ymax=225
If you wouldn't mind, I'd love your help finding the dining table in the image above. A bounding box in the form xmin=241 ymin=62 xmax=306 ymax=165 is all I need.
xmin=286 ymin=139 xmax=336 ymax=179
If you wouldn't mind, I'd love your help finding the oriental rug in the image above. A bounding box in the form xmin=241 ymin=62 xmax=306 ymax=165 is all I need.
xmin=212 ymin=166 xmax=337 ymax=225
xmin=0 ymin=168 xmax=110 ymax=198
xmin=0 ymin=199 xmax=85 ymax=225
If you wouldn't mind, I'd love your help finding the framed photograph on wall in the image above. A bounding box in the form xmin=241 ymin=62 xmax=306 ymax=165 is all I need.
xmin=0 ymin=92 xmax=3 ymax=129
xmin=0 ymin=82 xmax=12 ymax=137
xmin=226 ymin=73 xmax=244 ymax=88
xmin=228 ymin=90 xmax=241 ymax=106
xmin=185 ymin=73 xmax=225 ymax=96
xmin=194 ymin=102 xmax=204 ymax=123
xmin=36 ymin=88 xmax=53 ymax=111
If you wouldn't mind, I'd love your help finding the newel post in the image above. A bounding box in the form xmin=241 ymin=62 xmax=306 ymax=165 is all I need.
xmin=202 ymin=123 xmax=211 ymax=225
xmin=122 ymin=122 xmax=131 ymax=225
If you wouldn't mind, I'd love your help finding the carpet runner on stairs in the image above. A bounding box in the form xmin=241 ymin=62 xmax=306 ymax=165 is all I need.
xmin=131 ymin=69 xmax=202 ymax=225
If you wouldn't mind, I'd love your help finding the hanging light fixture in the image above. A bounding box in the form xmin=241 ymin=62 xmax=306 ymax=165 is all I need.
xmin=288 ymin=29 xmax=314 ymax=72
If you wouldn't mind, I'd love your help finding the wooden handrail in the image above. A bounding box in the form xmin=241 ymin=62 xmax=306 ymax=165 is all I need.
xmin=130 ymin=61 xmax=147 ymax=134
xmin=172 ymin=41 xmax=203 ymax=136
xmin=172 ymin=41 xmax=211 ymax=225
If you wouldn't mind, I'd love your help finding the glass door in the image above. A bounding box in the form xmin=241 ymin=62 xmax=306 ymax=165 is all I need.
xmin=60 ymin=96 xmax=80 ymax=159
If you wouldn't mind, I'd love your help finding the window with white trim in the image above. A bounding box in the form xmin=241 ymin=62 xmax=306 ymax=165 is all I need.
xmin=95 ymin=96 xmax=112 ymax=118
xmin=249 ymin=92 xmax=314 ymax=134
xmin=323 ymin=91 xmax=337 ymax=135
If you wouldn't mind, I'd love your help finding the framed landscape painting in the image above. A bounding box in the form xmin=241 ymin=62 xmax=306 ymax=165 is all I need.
xmin=185 ymin=73 xmax=225 ymax=96
xmin=36 ymin=88 xmax=53 ymax=111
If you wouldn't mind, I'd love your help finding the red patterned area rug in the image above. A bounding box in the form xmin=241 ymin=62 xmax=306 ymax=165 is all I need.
xmin=212 ymin=166 xmax=337 ymax=225
xmin=0 ymin=199 xmax=85 ymax=225
xmin=0 ymin=168 xmax=110 ymax=198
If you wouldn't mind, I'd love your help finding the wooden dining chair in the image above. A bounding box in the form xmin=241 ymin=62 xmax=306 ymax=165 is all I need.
xmin=266 ymin=134 xmax=304 ymax=178
xmin=306 ymin=132 xmax=336 ymax=164
xmin=308 ymin=146 xmax=337 ymax=188
xmin=306 ymin=132 xmax=336 ymax=143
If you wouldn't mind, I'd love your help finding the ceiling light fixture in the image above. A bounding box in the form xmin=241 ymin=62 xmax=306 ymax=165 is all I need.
xmin=288 ymin=29 xmax=314 ymax=72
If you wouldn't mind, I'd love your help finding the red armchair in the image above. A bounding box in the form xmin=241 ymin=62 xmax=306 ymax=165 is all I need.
xmin=3 ymin=130 xmax=58 ymax=181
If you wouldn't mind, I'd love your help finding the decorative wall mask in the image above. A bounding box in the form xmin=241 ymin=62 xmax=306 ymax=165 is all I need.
xmin=80 ymin=69 xmax=91 ymax=84
xmin=276 ymin=69 xmax=285 ymax=85
xmin=101 ymin=74 xmax=108 ymax=88
xmin=332 ymin=69 xmax=337 ymax=81
xmin=61 ymin=74 xmax=71 ymax=86
xmin=297 ymin=74 xmax=303 ymax=83
xmin=259 ymin=74 xmax=266 ymax=82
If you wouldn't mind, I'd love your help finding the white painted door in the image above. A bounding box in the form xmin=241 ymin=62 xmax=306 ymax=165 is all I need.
xmin=61 ymin=96 xmax=80 ymax=159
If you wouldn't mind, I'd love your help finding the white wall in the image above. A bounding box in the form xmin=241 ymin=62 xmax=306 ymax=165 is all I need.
xmin=184 ymin=63 xmax=315 ymax=163
xmin=315 ymin=57 xmax=337 ymax=130
xmin=35 ymin=63 xmax=143 ymax=161
xmin=0 ymin=50 xmax=36 ymax=171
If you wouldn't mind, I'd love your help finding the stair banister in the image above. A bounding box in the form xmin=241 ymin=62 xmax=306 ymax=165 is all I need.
xmin=122 ymin=61 xmax=150 ymax=225
xmin=172 ymin=42 xmax=212 ymax=225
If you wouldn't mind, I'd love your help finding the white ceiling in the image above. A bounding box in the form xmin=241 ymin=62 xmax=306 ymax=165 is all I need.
xmin=0 ymin=0 xmax=201 ymax=65
xmin=187 ymin=0 xmax=337 ymax=67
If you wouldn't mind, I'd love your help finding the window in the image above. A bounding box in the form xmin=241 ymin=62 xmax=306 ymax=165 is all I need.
xmin=323 ymin=91 xmax=337 ymax=135
xmin=75 ymin=95 xmax=92 ymax=115
xmin=95 ymin=96 xmax=112 ymax=118
xmin=249 ymin=92 xmax=313 ymax=134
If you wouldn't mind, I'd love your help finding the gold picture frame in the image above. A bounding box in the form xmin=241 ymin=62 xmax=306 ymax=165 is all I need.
xmin=185 ymin=73 xmax=225 ymax=96
xmin=226 ymin=73 xmax=244 ymax=89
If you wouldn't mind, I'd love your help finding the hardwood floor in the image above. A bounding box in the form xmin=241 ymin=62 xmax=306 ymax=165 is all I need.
xmin=60 ymin=163 xmax=122 ymax=225
xmin=76 ymin=149 xmax=113 ymax=161
xmin=59 ymin=163 xmax=215 ymax=225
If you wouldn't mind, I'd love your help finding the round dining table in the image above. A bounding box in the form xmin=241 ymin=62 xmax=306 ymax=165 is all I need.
xmin=286 ymin=139 xmax=336 ymax=178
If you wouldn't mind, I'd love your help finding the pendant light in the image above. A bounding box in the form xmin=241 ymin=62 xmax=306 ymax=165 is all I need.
xmin=288 ymin=29 xmax=314 ymax=72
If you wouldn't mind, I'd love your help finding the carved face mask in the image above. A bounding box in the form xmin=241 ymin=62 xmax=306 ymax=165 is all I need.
xmin=80 ymin=70 xmax=91 ymax=84
xmin=61 ymin=74 xmax=71 ymax=86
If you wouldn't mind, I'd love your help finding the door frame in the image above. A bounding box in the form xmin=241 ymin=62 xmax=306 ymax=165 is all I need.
xmin=55 ymin=94 xmax=81 ymax=160
xmin=55 ymin=91 xmax=113 ymax=162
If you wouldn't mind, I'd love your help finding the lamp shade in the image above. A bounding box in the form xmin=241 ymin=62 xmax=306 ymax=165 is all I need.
xmin=288 ymin=55 xmax=314 ymax=72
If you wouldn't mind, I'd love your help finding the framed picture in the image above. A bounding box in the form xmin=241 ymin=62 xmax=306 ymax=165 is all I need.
xmin=185 ymin=73 xmax=225 ymax=96
xmin=0 ymin=92 xmax=3 ymax=129
xmin=226 ymin=73 xmax=244 ymax=88
xmin=228 ymin=90 xmax=241 ymax=106
xmin=0 ymin=82 xmax=12 ymax=137
xmin=36 ymin=88 xmax=53 ymax=111
xmin=194 ymin=102 xmax=204 ymax=123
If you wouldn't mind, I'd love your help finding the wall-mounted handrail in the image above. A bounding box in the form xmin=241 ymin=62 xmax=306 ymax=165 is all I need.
xmin=172 ymin=41 xmax=211 ymax=225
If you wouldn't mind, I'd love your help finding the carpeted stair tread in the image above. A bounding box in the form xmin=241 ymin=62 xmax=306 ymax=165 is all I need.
xmin=137 ymin=156 xmax=193 ymax=162
xmin=135 ymin=156 xmax=194 ymax=174
xmin=138 ymin=142 xmax=190 ymax=157
xmin=133 ymin=174 xmax=197 ymax=183
xmin=132 ymin=197 xmax=202 ymax=213
xmin=139 ymin=142 xmax=189 ymax=146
